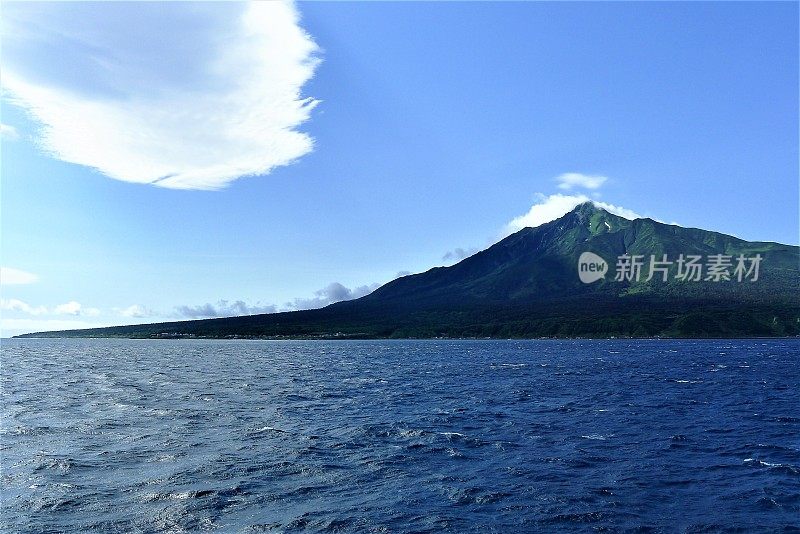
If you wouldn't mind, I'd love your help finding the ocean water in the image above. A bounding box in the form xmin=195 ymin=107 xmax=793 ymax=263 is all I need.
xmin=1 ymin=339 xmax=799 ymax=533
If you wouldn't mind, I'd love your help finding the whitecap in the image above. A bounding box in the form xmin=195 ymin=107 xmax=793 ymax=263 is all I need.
xmin=254 ymin=426 xmax=288 ymax=434
xmin=744 ymin=458 xmax=787 ymax=468
xmin=491 ymin=363 xmax=528 ymax=369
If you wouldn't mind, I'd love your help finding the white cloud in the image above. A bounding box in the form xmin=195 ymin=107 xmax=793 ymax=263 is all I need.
xmin=556 ymin=172 xmax=608 ymax=190
xmin=118 ymin=304 xmax=153 ymax=318
xmin=175 ymin=300 xmax=277 ymax=319
xmin=51 ymin=301 xmax=101 ymax=316
xmin=157 ymin=280 xmax=382 ymax=320
xmin=2 ymin=1 xmax=320 ymax=190
xmin=0 ymin=298 xmax=48 ymax=316
xmin=591 ymin=200 xmax=644 ymax=221
xmin=0 ymin=266 xmax=38 ymax=285
xmin=1 ymin=297 xmax=100 ymax=317
xmin=285 ymin=281 xmax=380 ymax=311
xmin=1 ymin=123 xmax=19 ymax=140
xmin=53 ymin=301 xmax=81 ymax=315
xmin=506 ymin=193 xmax=644 ymax=233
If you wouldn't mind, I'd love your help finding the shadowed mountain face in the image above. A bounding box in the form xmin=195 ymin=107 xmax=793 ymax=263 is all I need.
xmin=17 ymin=203 xmax=800 ymax=339
xmin=366 ymin=202 xmax=798 ymax=305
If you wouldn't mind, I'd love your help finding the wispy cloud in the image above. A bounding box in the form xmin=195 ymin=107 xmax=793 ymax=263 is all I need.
xmin=0 ymin=123 xmax=19 ymax=140
xmin=1 ymin=266 xmax=38 ymax=285
xmin=2 ymin=1 xmax=320 ymax=190
xmin=506 ymin=193 xmax=644 ymax=233
xmin=555 ymin=172 xmax=608 ymax=191
xmin=175 ymin=300 xmax=277 ymax=320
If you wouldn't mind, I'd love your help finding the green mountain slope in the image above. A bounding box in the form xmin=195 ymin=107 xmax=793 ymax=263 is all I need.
xmin=16 ymin=203 xmax=800 ymax=339
xmin=365 ymin=202 xmax=798 ymax=304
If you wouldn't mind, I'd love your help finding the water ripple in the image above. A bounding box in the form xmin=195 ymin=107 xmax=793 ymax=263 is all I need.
xmin=1 ymin=338 xmax=799 ymax=532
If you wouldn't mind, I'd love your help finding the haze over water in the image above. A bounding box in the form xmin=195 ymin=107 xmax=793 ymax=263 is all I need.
xmin=2 ymin=339 xmax=799 ymax=532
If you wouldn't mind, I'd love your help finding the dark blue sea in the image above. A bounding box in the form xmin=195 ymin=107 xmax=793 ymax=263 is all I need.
xmin=2 ymin=339 xmax=799 ymax=533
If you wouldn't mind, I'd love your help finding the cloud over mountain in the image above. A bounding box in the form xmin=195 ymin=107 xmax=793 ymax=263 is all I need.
xmin=506 ymin=194 xmax=644 ymax=233
xmin=285 ymin=282 xmax=380 ymax=311
xmin=173 ymin=280 xmax=380 ymax=319
xmin=175 ymin=300 xmax=278 ymax=320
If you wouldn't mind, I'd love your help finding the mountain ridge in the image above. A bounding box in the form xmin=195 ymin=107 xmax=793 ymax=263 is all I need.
xmin=14 ymin=202 xmax=800 ymax=339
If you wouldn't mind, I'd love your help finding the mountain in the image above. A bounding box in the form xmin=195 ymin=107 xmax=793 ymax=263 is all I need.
xmin=16 ymin=203 xmax=800 ymax=339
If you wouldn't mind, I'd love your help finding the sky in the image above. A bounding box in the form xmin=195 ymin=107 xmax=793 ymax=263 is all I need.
xmin=1 ymin=1 xmax=798 ymax=337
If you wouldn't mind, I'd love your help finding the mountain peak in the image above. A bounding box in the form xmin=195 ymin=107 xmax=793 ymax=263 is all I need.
xmin=536 ymin=200 xmax=631 ymax=238
xmin=17 ymin=200 xmax=800 ymax=339
xmin=572 ymin=200 xmax=600 ymax=215
xmin=570 ymin=201 xmax=603 ymax=224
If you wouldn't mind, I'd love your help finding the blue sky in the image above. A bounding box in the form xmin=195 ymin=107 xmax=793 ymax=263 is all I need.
xmin=1 ymin=1 xmax=797 ymax=337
